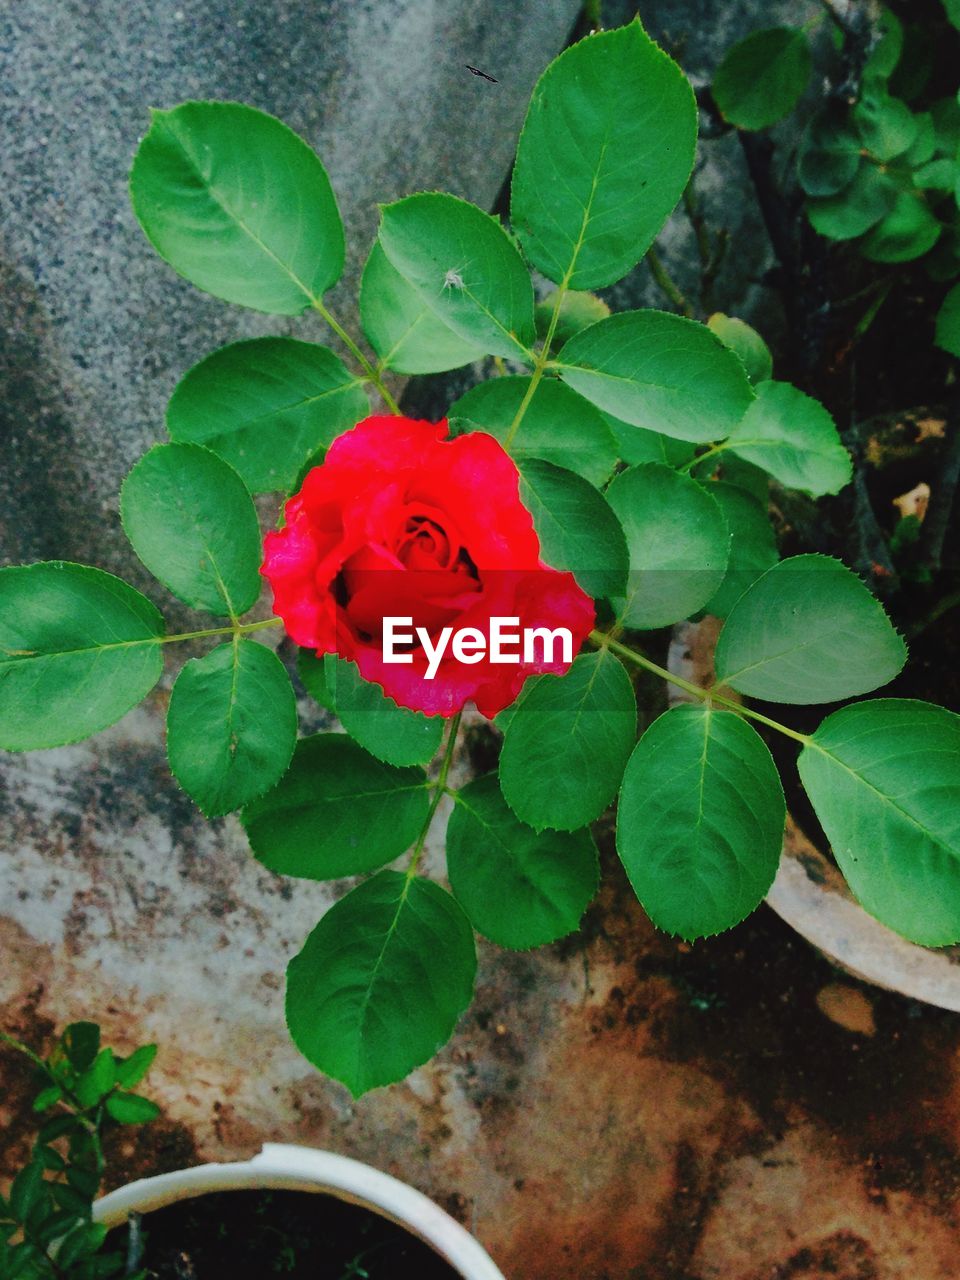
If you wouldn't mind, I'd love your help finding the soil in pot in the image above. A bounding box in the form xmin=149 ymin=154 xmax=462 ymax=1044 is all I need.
xmin=108 ymin=1188 xmax=460 ymax=1279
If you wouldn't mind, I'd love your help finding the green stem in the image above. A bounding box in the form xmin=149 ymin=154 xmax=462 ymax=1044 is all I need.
xmin=311 ymin=298 xmax=402 ymax=414
xmin=406 ymin=712 xmax=462 ymax=881
xmin=678 ymin=441 xmax=728 ymax=475
xmin=160 ymin=617 xmax=283 ymax=646
xmin=683 ymin=186 xmax=712 ymax=274
xmin=0 ymin=1030 xmax=46 ymax=1071
xmin=591 ymin=630 xmax=811 ymax=745
xmin=802 ymin=8 xmax=825 ymax=33
xmin=646 ymin=247 xmax=695 ymax=319
xmin=502 ymin=293 xmax=566 ymax=451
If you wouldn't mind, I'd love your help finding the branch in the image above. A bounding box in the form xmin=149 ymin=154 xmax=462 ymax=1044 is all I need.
xmin=646 ymin=247 xmax=695 ymax=318
xmin=821 ymin=0 xmax=883 ymax=102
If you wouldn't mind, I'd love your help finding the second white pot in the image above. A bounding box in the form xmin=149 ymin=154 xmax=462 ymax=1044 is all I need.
xmin=94 ymin=1142 xmax=506 ymax=1280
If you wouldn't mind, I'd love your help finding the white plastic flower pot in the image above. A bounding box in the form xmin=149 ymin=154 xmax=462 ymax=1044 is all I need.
xmin=93 ymin=1142 xmax=506 ymax=1280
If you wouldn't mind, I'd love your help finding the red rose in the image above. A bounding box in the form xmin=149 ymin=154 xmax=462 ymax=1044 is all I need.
xmin=262 ymin=415 xmax=594 ymax=717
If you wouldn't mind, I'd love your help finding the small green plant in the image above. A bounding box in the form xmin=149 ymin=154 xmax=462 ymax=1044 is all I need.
xmin=710 ymin=1 xmax=960 ymax=349
xmin=0 ymin=1024 xmax=159 ymax=1280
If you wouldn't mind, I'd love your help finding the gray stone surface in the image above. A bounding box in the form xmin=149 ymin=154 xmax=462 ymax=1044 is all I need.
xmin=599 ymin=0 xmax=815 ymax=336
xmin=0 ymin=0 xmax=578 ymax=585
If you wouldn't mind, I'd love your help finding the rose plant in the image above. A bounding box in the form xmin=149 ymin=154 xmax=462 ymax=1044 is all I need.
xmin=2 ymin=19 xmax=959 ymax=1097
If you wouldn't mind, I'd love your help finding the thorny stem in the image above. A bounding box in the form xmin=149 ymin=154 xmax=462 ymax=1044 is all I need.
xmin=311 ymin=297 xmax=402 ymax=414
xmin=646 ymin=246 xmax=695 ymax=319
xmin=590 ymin=630 xmax=812 ymax=746
xmin=406 ymin=711 xmax=462 ymax=881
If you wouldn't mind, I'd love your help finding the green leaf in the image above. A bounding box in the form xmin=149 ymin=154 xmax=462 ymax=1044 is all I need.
xmin=854 ymin=88 xmax=918 ymax=161
xmin=905 ymin=111 xmax=936 ymax=166
xmin=359 ymin=241 xmax=485 ymax=375
xmin=945 ymin=0 xmax=960 ymax=29
xmin=859 ymin=190 xmax=942 ymax=263
xmin=447 ymin=774 xmax=599 ymax=949
xmin=114 ymin=1044 xmax=157 ymax=1089
xmin=706 ymin=313 xmax=773 ymax=383
xmin=510 ymin=21 xmax=697 ymax=289
xmin=75 ymin=1049 xmax=116 ymax=1108
xmin=50 ymin=1183 xmax=88 ymax=1217
xmin=63 ymin=1022 xmax=100 ymax=1072
xmin=499 ymin=650 xmax=636 ymax=831
xmin=378 ymin=193 xmax=535 ymax=359
xmin=714 ymin=554 xmax=907 ymax=703
xmin=286 ymin=871 xmax=476 ymax=1096
xmin=798 ymin=108 xmax=863 ymax=197
xmin=448 ymin=376 xmax=617 ymax=486
xmin=863 ymin=6 xmax=903 ymax=81
xmin=130 ymin=101 xmax=343 ymax=313
xmin=599 ymin=411 xmax=695 ymax=468
xmin=241 ymin=734 xmax=428 ymax=879
xmin=37 ymin=1117 xmax=75 ymax=1146
xmin=0 ymin=563 xmax=164 ymax=751
xmin=936 ymin=283 xmax=960 ymax=357
xmin=36 ymin=1145 xmax=66 ymax=1173
xmin=890 ymin=24 xmax=933 ymax=102
xmin=617 ymin=704 xmax=784 ymax=939
xmin=57 ymin=1222 xmax=108 ymax=1268
xmin=926 ymin=229 xmax=960 ymax=282
xmin=120 ymin=443 xmax=261 ymax=616
xmin=104 ymin=1093 xmax=161 ymax=1125
xmin=798 ymin=699 xmax=960 ymax=945
xmin=34 ymin=1212 xmax=83 ymax=1248
xmin=913 ymin=157 xmax=958 ymax=190
xmin=297 ymin=648 xmax=337 ymax=711
xmin=318 ymin=655 xmax=444 ymax=767
xmin=556 ymin=311 xmax=755 ymax=444
xmin=931 ymin=94 xmax=960 ymax=153
xmin=715 ymin=454 xmax=770 ymax=504
xmin=712 ymin=28 xmax=812 ymax=131
xmin=167 ymin=639 xmax=297 ymax=817
xmin=166 ymin=338 xmax=369 ymax=494
xmin=723 ymin=380 xmax=852 ymax=497
xmin=535 ymin=289 xmax=611 ymax=348
xmin=10 ymin=1163 xmax=45 ymax=1222
xmin=518 ymin=458 xmax=628 ymax=601
xmin=807 ymin=165 xmax=897 ymax=240
xmin=32 ymin=1087 xmax=63 ymax=1114
xmin=701 ymin=481 xmax=779 ymax=618
xmin=605 ymin=463 xmax=730 ymax=629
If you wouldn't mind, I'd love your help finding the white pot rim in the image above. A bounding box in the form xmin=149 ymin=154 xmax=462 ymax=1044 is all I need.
xmin=94 ymin=1142 xmax=506 ymax=1280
